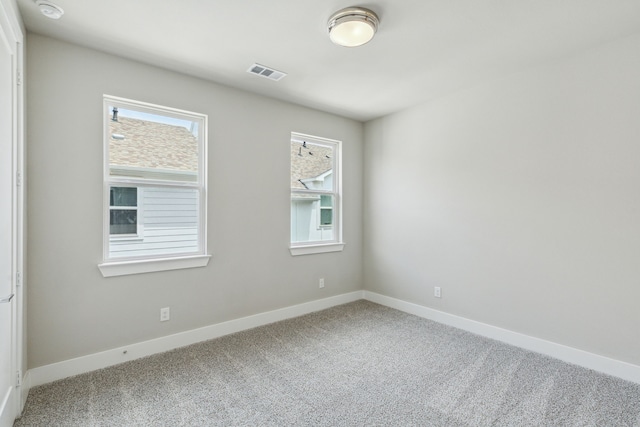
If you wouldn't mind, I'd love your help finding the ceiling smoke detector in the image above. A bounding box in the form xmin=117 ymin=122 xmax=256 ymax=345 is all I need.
xmin=35 ymin=0 xmax=64 ymax=19
xmin=328 ymin=7 xmax=379 ymax=47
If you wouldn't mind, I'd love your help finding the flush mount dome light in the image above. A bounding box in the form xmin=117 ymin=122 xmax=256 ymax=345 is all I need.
xmin=35 ymin=0 xmax=64 ymax=19
xmin=328 ymin=7 xmax=379 ymax=47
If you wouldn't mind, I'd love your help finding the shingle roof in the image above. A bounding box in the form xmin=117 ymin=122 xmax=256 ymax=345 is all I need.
xmin=108 ymin=116 xmax=198 ymax=172
xmin=291 ymin=141 xmax=332 ymax=189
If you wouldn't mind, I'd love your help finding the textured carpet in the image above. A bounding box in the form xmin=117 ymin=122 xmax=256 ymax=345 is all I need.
xmin=15 ymin=300 xmax=640 ymax=426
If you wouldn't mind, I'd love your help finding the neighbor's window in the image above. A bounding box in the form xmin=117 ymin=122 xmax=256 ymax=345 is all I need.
xmin=99 ymin=96 xmax=210 ymax=277
xmin=319 ymin=195 xmax=333 ymax=227
xmin=290 ymin=132 xmax=344 ymax=255
xmin=110 ymin=187 xmax=138 ymax=235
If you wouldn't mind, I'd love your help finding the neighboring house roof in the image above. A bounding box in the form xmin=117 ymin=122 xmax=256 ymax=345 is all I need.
xmin=109 ymin=116 xmax=198 ymax=173
xmin=291 ymin=141 xmax=332 ymax=190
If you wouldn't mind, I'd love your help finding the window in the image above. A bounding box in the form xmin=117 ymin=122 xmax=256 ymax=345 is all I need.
xmin=110 ymin=187 xmax=138 ymax=236
xmin=319 ymin=195 xmax=333 ymax=227
xmin=99 ymin=96 xmax=210 ymax=277
xmin=290 ymin=132 xmax=344 ymax=255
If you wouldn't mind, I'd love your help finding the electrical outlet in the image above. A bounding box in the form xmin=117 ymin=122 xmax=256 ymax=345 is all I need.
xmin=434 ymin=287 xmax=441 ymax=298
xmin=319 ymin=278 xmax=325 ymax=288
xmin=160 ymin=307 xmax=170 ymax=322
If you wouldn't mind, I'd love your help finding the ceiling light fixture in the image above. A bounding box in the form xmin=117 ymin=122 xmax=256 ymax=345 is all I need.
xmin=35 ymin=0 xmax=64 ymax=19
xmin=327 ymin=7 xmax=379 ymax=47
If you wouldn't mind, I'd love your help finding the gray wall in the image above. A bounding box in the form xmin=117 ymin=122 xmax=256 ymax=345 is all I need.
xmin=364 ymin=33 xmax=640 ymax=366
xmin=26 ymin=34 xmax=363 ymax=368
xmin=27 ymin=29 xmax=640 ymax=371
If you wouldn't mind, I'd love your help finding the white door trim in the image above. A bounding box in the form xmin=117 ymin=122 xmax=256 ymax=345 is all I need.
xmin=0 ymin=0 xmax=24 ymax=425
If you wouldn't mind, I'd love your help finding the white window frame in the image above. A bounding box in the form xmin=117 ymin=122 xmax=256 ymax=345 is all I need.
xmin=290 ymin=132 xmax=344 ymax=256
xmin=98 ymin=95 xmax=210 ymax=277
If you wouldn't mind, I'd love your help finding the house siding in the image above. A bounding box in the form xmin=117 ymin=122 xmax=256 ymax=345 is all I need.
xmin=109 ymin=187 xmax=199 ymax=258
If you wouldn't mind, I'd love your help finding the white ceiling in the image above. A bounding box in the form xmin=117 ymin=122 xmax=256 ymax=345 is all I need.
xmin=17 ymin=0 xmax=640 ymax=121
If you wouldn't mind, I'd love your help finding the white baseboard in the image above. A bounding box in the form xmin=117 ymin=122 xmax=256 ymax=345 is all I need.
xmin=364 ymin=291 xmax=640 ymax=385
xmin=28 ymin=291 xmax=364 ymax=388
xmin=27 ymin=289 xmax=640 ymax=391
xmin=20 ymin=370 xmax=30 ymax=414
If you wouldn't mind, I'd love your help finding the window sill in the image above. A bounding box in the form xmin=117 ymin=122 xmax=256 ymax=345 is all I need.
xmin=289 ymin=242 xmax=345 ymax=256
xmin=98 ymin=254 xmax=211 ymax=277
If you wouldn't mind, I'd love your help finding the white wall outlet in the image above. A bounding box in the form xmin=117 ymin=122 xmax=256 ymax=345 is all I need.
xmin=319 ymin=278 xmax=325 ymax=288
xmin=434 ymin=287 xmax=441 ymax=298
xmin=160 ymin=307 xmax=170 ymax=322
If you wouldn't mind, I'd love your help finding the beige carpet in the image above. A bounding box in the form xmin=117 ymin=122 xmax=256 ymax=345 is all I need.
xmin=15 ymin=300 xmax=640 ymax=426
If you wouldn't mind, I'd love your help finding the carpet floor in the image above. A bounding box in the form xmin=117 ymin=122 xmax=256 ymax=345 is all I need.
xmin=15 ymin=300 xmax=640 ymax=426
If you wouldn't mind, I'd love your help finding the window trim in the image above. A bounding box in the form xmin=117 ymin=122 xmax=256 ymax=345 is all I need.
xmin=98 ymin=254 xmax=211 ymax=278
xmin=289 ymin=243 xmax=345 ymax=256
xmin=290 ymin=132 xmax=344 ymax=256
xmin=99 ymin=95 xmax=209 ymax=277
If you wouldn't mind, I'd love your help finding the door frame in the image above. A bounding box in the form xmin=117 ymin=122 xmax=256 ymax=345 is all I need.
xmin=0 ymin=0 xmax=25 ymax=424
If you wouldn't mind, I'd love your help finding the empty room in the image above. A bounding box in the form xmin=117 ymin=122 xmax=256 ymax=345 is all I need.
xmin=1 ymin=0 xmax=640 ymax=425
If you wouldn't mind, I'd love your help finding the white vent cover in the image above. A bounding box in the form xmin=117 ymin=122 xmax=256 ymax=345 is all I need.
xmin=247 ymin=63 xmax=287 ymax=81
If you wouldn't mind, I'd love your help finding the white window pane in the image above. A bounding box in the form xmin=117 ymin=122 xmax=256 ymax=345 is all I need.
xmin=108 ymin=106 xmax=199 ymax=182
xmin=291 ymin=140 xmax=334 ymax=191
xmin=109 ymin=187 xmax=200 ymax=259
xmin=103 ymin=96 xmax=207 ymax=269
xmin=290 ymin=133 xmax=340 ymax=247
xmin=291 ymin=195 xmax=334 ymax=243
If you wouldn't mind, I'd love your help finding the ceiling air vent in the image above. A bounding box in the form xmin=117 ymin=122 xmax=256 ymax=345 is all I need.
xmin=247 ymin=63 xmax=287 ymax=81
